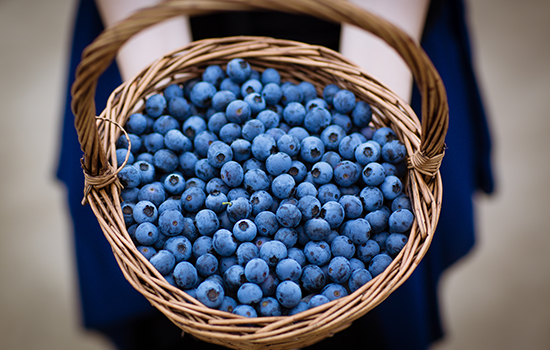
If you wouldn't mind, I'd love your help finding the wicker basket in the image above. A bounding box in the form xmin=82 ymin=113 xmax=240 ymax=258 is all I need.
xmin=71 ymin=1 xmax=448 ymax=349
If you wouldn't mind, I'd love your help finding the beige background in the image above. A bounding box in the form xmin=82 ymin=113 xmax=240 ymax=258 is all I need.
xmin=1 ymin=0 xmax=549 ymax=349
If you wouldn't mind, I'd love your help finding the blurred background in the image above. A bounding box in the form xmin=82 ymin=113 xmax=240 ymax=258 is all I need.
xmin=1 ymin=0 xmax=549 ymax=349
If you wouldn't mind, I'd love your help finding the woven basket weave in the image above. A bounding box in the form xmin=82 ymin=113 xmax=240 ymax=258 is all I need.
xmin=71 ymin=1 xmax=448 ymax=349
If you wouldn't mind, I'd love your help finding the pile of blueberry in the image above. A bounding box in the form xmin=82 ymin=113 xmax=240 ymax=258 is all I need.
xmin=117 ymin=58 xmax=415 ymax=318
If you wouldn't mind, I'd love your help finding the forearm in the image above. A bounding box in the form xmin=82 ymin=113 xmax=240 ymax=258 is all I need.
xmin=95 ymin=0 xmax=192 ymax=82
xmin=340 ymin=0 xmax=430 ymax=102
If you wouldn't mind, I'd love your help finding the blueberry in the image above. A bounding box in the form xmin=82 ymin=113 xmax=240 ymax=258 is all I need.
xmin=237 ymin=282 xmax=263 ymax=305
xmin=359 ymin=186 xmax=384 ymax=212
xmin=249 ymin=190 xmax=273 ymax=216
xmin=351 ymin=101 xmax=372 ymax=127
xmin=305 ymin=97 xmax=328 ymax=111
xmin=295 ymin=182 xmax=318 ymax=199
xmin=164 ymin=129 xmax=192 ymax=154
xmin=153 ymin=115 xmax=179 ymax=136
xmin=167 ymin=96 xmax=190 ymax=121
xmin=236 ymin=242 xmax=259 ymax=266
xmin=211 ymin=91 xmax=236 ymax=113
xmin=217 ymin=161 xmax=243 ymax=189
xmin=225 ymin=99 xmax=251 ymax=125
xmin=373 ymin=127 xmax=397 ymax=146
xmin=265 ymin=152 xmax=292 ymax=176
xmin=226 ymin=58 xmax=251 ymax=83
xmin=178 ymin=152 xmax=198 ymax=178
xmin=332 ymin=89 xmax=356 ymax=114
xmin=258 ymin=270 xmax=279 ymax=297
xmin=192 ymin=235 xmax=213 ymax=258
xmin=304 ymin=218 xmax=331 ymax=242
xmin=259 ymin=240 xmax=288 ymax=268
xmin=308 ymin=294 xmax=330 ymax=309
xmin=388 ymin=208 xmax=414 ymax=233
xmin=317 ymin=183 xmax=340 ymax=204
xmin=256 ymin=109 xmax=280 ymax=129
xmin=162 ymin=173 xmax=184 ymax=195
xmin=185 ymin=177 xmax=207 ymax=191
xmin=118 ymin=165 xmax=140 ymax=189
xmin=196 ymin=253 xmax=219 ymax=277
xmin=262 ymin=82 xmax=283 ymax=105
xmin=171 ymin=261 xmax=198 ymax=290
xmin=242 ymin=92 xmax=266 ymax=114
xmin=116 ymin=148 xmax=134 ymax=167
xmin=181 ymin=187 xmax=206 ymax=213
xmin=311 ymin=162 xmax=333 ymax=185
xmin=193 ymin=130 xmax=218 ymax=158
xmin=344 ymin=218 xmax=373 ymax=244
xmin=275 ymin=135 xmax=300 ymax=158
xmin=348 ymin=268 xmax=373 ymax=293
xmin=280 ymin=84 xmax=302 ymax=106
xmin=361 ymin=162 xmax=386 ymax=186
xmin=182 ymin=116 xmax=207 ymax=140
xmin=366 ymin=207 xmax=390 ymax=233
xmin=368 ymin=253 xmax=393 ymax=277
xmin=133 ymin=200 xmax=158 ymax=224
xmin=223 ymin=264 xmax=247 ymax=292
xmin=288 ymin=160 xmax=308 ymax=183
xmin=212 ymin=228 xmax=238 ymax=256
xmin=125 ymin=113 xmax=148 ymax=135
xmin=163 ymin=83 xmax=183 ymax=100
xmin=275 ymin=280 xmax=302 ymax=308
xmin=332 ymin=113 xmax=353 ymax=133
xmin=202 ymin=64 xmax=226 ymax=87
xmin=190 ymin=81 xmax=217 ymax=108
xmin=230 ymin=138 xmax=252 ymax=162
xmin=320 ymin=125 xmax=345 ymax=152
xmin=330 ymin=235 xmax=355 ymax=259
xmin=218 ymin=296 xmax=238 ymax=313
xmin=145 ymin=94 xmax=167 ymax=118
xmin=321 ymin=283 xmax=348 ymax=301
xmin=380 ymin=175 xmax=403 ymax=200
xmin=381 ymin=139 xmax=407 ymax=164
xmin=327 ymin=256 xmax=352 ymax=284
xmin=155 ymin=208 xmax=182 ymax=236
xmin=338 ymin=195 xmax=363 ymax=219
xmin=149 ymin=250 xmax=176 ymax=275
xmin=205 ymin=177 xmax=229 ymax=195
xmin=241 ymin=78 xmax=263 ymax=97
xmin=303 ymin=107 xmax=331 ymax=134
xmin=356 ymin=239 xmax=381 ymax=265
xmin=220 ymin=77 xmax=241 ymax=98
xmin=391 ymin=194 xmax=412 ymax=212
xmin=385 ymin=233 xmax=408 ymax=257
xmin=143 ymin=132 xmax=165 ymax=153
xmin=282 ymin=102 xmax=306 ymax=126
xmin=260 ymin=68 xmax=281 ymax=85
xmin=319 ymin=201 xmax=345 ymax=229
xmin=227 ymin=187 xmax=250 ymax=201
xmin=275 ymin=258 xmax=302 ymax=282
xmin=192 ymin=208 xmax=218 ymax=237
xmin=287 ymin=126 xmax=309 ymax=142
xmin=256 ymin=297 xmax=282 ymax=317
xmin=338 ymin=134 xmax=363 ymax=161
xmin=355 ymin=140 xmax=381 ymax=165
xmin=300 ymin=136 xmax=325 ymax=163
xmin=121 ymin=188 xmax=139 ymax=203
xmin=254 ymin=211 xmax=279 ymax=237
xmin=273 ymin=227 xmax=298 ymax=249
xmin=134 ymin=222 xmax=158 ymax=246
xmin=196 ymin=279 xmax=224 ymax=308
xmin=271 ymin=174 xmax=295 ymax=199
xmin=233 ymin=304 xmax=257 ymax=318
xmin=194 ymin=158 xmax=219 ymax=182
xmin=297 ymin=81 xmax=317 ymax=102
xmin=226 ymin=197 xmax=252 ymax=223
xmin=243 ymin=257 xmax=270 ymax=284
xmin=137 ymin=245 xmax=156 ymax=260
xmin=251 ymin=133 xmax=277 ymax=161
xmin=164 ymin=236 xmax=192 ymax=263
xmin=304 ymin=240 xmax=331 ymax=266
xmin=322 ymin=84 xmax=340 ymax=105
xmin=219 ymin=122 xmax=242 ymax=144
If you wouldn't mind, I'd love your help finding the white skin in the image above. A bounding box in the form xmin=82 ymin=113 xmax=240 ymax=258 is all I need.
xmin=95 ymin=0 xmax=429 ymax=102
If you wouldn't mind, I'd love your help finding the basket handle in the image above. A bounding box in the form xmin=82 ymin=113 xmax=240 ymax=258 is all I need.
xmin=71 ymin=0 xmax=448 ymax=179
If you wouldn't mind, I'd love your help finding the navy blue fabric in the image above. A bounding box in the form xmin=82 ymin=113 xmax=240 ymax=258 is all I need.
xmin=57 ymin=0 xmax=493 ymax=349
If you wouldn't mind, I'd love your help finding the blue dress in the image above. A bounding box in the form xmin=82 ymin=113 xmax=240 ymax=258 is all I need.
xmin=57 ymin=0 xmax=493 ymax=348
